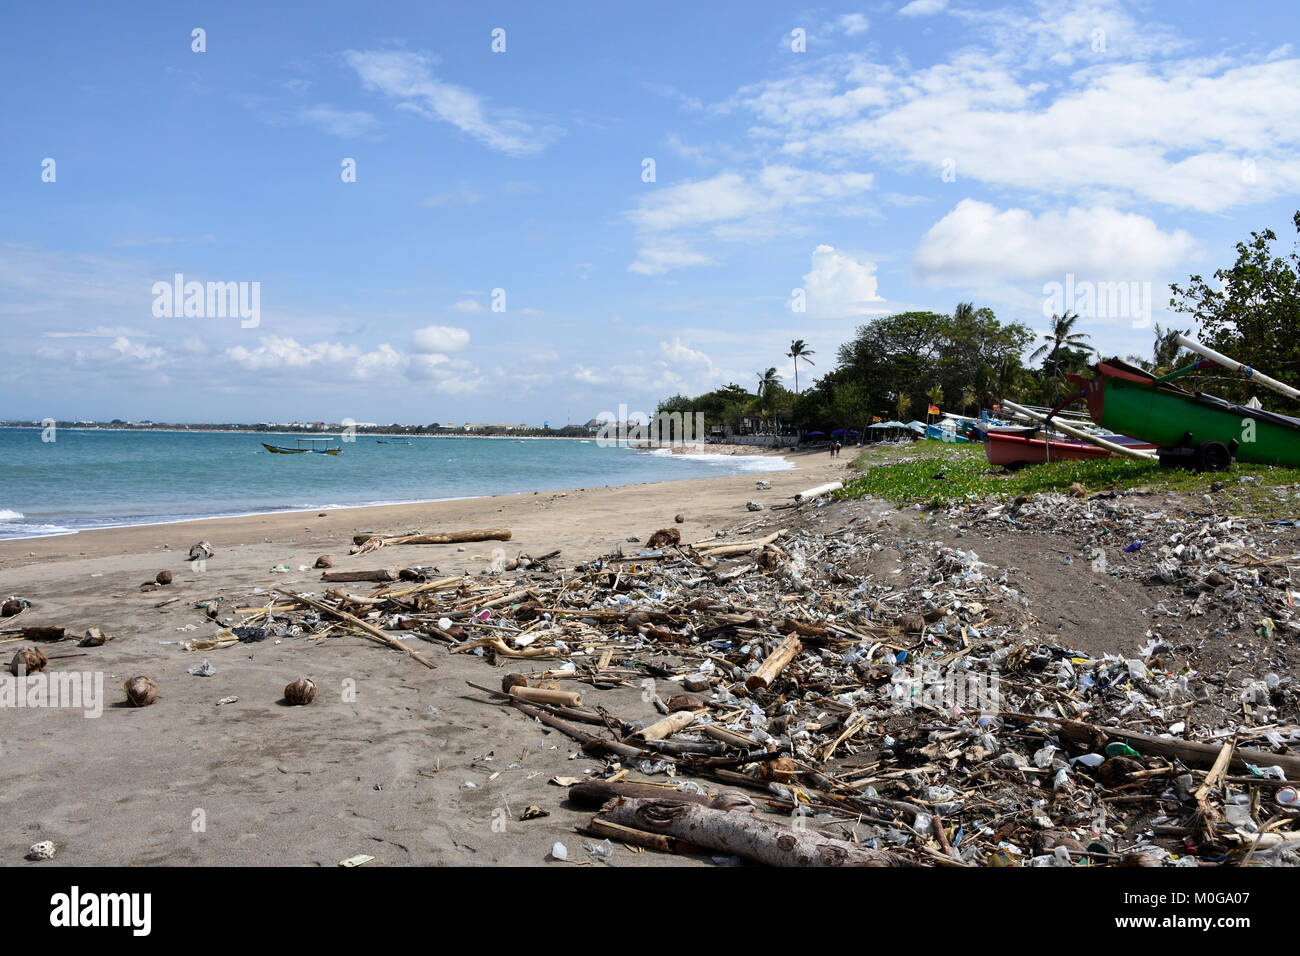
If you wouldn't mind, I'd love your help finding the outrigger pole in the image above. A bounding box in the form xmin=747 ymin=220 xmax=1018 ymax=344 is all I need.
xmin=1175 ymin=334 xmax=1300 ymax=403
xmin=999 ymin=399 xmax=1157 ymax=461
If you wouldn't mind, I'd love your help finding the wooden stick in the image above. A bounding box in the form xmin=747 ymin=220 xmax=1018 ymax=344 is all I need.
xmin=273 ymin=589 xmax=437 ymax=670
xmin=582 ymin=817 xmax=700 ymax=854
xmin=746 ymin=634 xmax=803 ymax=691
xmin=695 ymin=532 xmax=783 ymax=558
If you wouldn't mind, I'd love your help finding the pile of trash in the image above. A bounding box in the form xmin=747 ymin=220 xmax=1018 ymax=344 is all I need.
xmin=176 ymin=491 xmax=1300 ymax=866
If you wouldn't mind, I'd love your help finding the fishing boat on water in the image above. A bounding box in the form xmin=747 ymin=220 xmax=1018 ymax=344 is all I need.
xmin=261 ymin=437 xmax=342 ymax=455
xmin=1067 ymin=336 xmax=1300 ymax=470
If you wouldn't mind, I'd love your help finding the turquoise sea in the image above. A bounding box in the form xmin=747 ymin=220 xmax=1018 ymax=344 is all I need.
xmin=0 ymin=428 xmax=792 ymax=539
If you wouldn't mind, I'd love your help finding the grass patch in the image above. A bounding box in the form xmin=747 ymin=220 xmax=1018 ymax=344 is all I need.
xmin=839 ymin=441 xmax=1300 ymax=518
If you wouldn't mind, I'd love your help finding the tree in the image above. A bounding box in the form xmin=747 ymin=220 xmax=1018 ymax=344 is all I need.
xmin=754 ymin=367 xmax=782 ymax=431
xmin=787 ymin=339 xmax=816 ymax=394
xmin=1030 ymin=311 xmax=1093 ymax=397
xmin=1170 ymin=211 xmax=1300 ymax=412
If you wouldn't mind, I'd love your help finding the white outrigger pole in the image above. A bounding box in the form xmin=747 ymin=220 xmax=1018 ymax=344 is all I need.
xmin=999 ymin=399 xmax=1157 ymax=461
xmin=1175 ymin=333 xmax=1300 ymax=402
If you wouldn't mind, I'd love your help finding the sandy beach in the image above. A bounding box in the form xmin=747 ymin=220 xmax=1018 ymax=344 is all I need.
xmin=0 ymin=448 xmax=847 ymax=867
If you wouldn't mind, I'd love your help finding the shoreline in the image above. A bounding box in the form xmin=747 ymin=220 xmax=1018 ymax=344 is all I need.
xmin=0 ymin=440 xmax=797 ymax=543
xmin=0 ymin=448 xmax=831 ymax=567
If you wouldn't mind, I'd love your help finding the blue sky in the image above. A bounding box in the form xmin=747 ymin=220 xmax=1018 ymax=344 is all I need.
xmin=2 ymin=0 xmax=1297 ymax=425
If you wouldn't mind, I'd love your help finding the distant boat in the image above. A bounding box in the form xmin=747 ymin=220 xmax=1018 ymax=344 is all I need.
xmin=261 ymin=437 xmax=341 ymax=455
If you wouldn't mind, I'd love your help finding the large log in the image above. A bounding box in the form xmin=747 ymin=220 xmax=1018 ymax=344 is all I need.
xmin=320 ymin=568 xmax=398 ymax=582
xmin=352 ymin=529 xmax=512 ymax=546
xmin=794 ymin=481 xmax=843 ymax=502
xmin=1009 ymin=714 xmax=1300 ymax=779
xmin=599 ymin=797 xmax=913 ymax=867
xmin=746 ymin=634 xmax=802 ymax=691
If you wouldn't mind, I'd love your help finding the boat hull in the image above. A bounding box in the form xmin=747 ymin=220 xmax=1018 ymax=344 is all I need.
xmin=261 ymin=442 xmax=341 ymax=455
xmin=1075 ymin=363 xmax=1300 ymax=468
xmin=983 ymin=431 xmax=1112 ymax=467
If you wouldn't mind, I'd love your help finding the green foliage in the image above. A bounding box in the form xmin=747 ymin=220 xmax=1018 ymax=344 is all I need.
xmin=1170 ymin=211 xmax=1300 ymax=413
xmin=839 ymin=442 xmax=1300 ymax=517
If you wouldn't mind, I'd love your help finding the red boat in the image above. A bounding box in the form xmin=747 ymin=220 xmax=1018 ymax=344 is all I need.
xmin=983 ymin=430 xmax=1113 ymax=467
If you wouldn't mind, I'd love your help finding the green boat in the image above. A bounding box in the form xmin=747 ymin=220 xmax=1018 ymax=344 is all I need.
xmin=1068 ymin=359 xmax=1300 ymax=470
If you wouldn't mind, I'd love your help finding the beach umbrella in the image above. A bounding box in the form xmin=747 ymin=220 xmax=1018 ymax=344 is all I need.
xmin=805 ymin=430 xmax=825 ymax=437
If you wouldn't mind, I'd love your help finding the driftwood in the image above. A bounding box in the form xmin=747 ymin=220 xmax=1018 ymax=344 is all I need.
xmin=582 ymin=817 xmax=700 ymax=854
xmin=746 ymin=634 xmax=802 ymax=691
xmin=508 ymin=685 xmax=583 ymax=707
xmin=2 ymin=626 xmax=65 ymax=642
xmin=695 ymin=531 xmax=783 ymax=559
xmin=511 ymin=700 xmax=647 ymax=759
xmin=320 ymin=568 xmax=398 ymax=583
xmin=351 ymin=529 xmax=512 ymax=554
xmin=569 ymin=780 xmax=718 ymax=808
xmin=794 ymin=481 xmax=843 ymax=502
xmin=274 ymin=589 xmax=437 ymax=670
xmin=1037 ymin=716 xmax=1300 ymax=779
xmin=632 ymin=711 xmax=696 ymax=742
xmin=599 ymin=797 xmax=914 ymax=867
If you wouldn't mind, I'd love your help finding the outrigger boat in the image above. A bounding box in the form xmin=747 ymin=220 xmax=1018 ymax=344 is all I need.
xmin=1067 ymin=336 xmax=1300 ymax=471
xmin=261 ymin=437 xmax=342 ymax=455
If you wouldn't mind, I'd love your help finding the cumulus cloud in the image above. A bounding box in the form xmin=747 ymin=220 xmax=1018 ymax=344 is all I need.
xmin=802 ymin=244 xmax=886 ymax=318
xmin=627 ymin=167 xmax=874 ymax=274
xmin=837 ymin=13 xmax=870 ymax=34
xmin=411 ymin=325 xmax=471 ymax=353
xmin=732 ymin=36 xmax=1300 ymax=211
xmin=898 ymin=0 xmax=946 ymax=16
xmin=344 ymin=50 xmax=555 ymax=155
xmin=912 ymin=199 xmax=1200 ymax=283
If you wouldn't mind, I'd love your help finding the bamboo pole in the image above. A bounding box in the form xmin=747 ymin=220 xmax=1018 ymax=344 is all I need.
xmin=1175 ymin=334 xmax=1300 ymax=402
xmin=507 ymin=685 xmax=583 ymax=707
xmin=1000 ymin=399 xmax=1156 ymax=460
xmin=632 ymin=711 xmax=696 ymax=742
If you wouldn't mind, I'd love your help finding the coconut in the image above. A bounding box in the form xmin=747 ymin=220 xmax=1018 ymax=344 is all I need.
xmin=155 ymin=570 xmax=172 ymax=585
xmin=10 ymin=647 xmax=47 ymax=676
xmin=284 ymin=678 xmax=317 ymax=706
xmin=314 ymin=555 xmax=333 ymax=569
xmin=501 ymin=673 xmax=528 ymax=694
xmin=79 ymin=626 xmax=109 ymax=647
xmin=1 ymin=598 xmax=23 ymax=617
xmin=123 ymin=675 xmax=158 ymax=707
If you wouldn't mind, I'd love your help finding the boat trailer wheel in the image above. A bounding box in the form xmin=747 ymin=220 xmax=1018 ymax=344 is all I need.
xmin=1195 ymin=440 xmax=1233 ymax=472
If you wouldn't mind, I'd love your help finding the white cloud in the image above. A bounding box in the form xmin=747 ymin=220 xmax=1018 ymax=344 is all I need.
xmin=451 ymin=299 xmax=485 ymax=313
xmin=629 ymin=239 xmax=715 ymax=276
xmin=733 ymin=41 xmax=1300 ymax=212
xmin=423 ymin=184 xmax=482 ymax=207
xmin=110 ymin=337 xmax=166 ymax=364
xmin=802 ymin=244 xmax=886 ymax=318
xmin=410 ymin=325 xmax=471 ymax=353
xmin=838 ymin=13 xmax=870 ymax=35
xmin=913 ymin=199 xmax=1200 ymax=283
xmin=344 ymin=50 xmax=555 ymax=155
xmin=298 ymin=105 xmax=379 ymax=138
xmin=898 ymin=0 xmax=946 ymax=17
xmin=224 ymin=336 xmax=404 ymax=380
xmin=627 ymin=166 xmax=874 ymax=273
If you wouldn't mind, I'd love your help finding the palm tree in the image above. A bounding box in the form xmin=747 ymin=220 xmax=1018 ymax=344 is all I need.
xmin=953 ymin=301 xmax=975 ymax=325
xmin=787 ymin=339 xmax=815 ymax=394
xmin=1031 ymin=311 xmax=1093 ymax=384
xmin=755 ymin=367 xmax=781 ymax=432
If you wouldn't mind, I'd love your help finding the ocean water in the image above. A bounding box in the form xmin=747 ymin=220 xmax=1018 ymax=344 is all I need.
xmin=0 ymin=429 xmax=793 ymax=539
